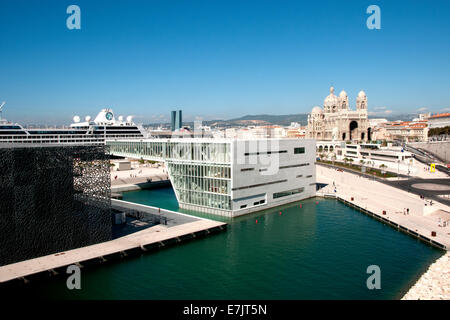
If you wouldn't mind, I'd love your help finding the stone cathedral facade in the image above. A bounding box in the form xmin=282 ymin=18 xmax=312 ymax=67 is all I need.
xmin=307 ymin=87 xmax=371 ymax=141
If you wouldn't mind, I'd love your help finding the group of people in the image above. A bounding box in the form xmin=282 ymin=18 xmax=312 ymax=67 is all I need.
xmin=112 ymin=173 xmax=140 ymax=180
xmin=438 ymin=218 xmax=448 ymax=228
xmin=419 ymin=194 xmax=434 ymax=206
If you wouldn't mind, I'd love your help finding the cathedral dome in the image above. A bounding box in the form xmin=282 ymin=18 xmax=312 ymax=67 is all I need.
xmin=311 ymin=106 xmax=323 ymax=114
xmin=358 ymin=90 xmax=366 ymax=98
xmin=324 ymin=86 xmax=339 ymax=107
xmin=339 ymin=90 xmax=347 ymax=98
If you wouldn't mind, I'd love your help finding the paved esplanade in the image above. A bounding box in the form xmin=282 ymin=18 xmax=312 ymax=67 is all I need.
xmin=111 ymin=163 xmax=168 ymax=187
xmin=385 ymin=178 xmax=450 ymax=207
xmin=316 ymin=165 xmax=450 ymax=249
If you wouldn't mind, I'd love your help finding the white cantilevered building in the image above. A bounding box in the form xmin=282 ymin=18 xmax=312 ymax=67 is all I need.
xmin=106 ymin=138 xmax=316 ymax=217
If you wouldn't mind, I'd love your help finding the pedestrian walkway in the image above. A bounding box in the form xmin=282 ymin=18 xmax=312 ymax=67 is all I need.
xmin=317 ymin=165 xmax=450 ymax=249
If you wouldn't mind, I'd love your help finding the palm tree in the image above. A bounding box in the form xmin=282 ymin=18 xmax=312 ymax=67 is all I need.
xmin=379 ymin=164 xmax=387 ymax=176
xmin=359 ymin=159 xmax=365 ymax=172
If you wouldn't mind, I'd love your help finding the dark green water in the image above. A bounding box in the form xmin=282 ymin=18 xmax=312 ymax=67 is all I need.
xmin=17 ymin=188 xmax=443 ymax=299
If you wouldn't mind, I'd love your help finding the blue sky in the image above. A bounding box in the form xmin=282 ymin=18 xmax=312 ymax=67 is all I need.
xmin=0 ymin=0 xmax=450 ymax=124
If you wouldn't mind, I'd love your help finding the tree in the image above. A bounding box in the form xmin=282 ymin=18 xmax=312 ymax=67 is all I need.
xmin=428 ymin=126 xmax=450 ymax=137
xmin=379 ymin=163 xmax=387 ymax=176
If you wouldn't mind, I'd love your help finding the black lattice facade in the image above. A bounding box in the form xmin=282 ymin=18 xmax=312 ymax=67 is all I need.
xmin=0 ymin=145 xmax=111 ymax=266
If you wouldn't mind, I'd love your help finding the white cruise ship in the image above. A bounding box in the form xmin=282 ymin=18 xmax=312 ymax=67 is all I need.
xmin=0 ymin=107 xmax=148 ymax=145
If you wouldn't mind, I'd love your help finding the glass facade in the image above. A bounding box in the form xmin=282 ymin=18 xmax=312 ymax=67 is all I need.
xmin=168 ymin=162 xmax=231 ymax=210
xmin=107 ymin=140 xmax=232 ymax=211
xmin=107 ymin=140 xmax=231 ymax=163
xmin=273 ymin=187 xmax=305 ymax=199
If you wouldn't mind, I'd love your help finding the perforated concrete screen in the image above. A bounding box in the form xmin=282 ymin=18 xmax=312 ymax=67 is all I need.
xmin=0 ymin=145 xmax=111 ymax=266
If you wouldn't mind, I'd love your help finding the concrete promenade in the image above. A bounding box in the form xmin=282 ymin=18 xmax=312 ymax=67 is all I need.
xmin=317 ymin=164 xmax=450 ymax=250
xmin=111 ymin=164 xmax=170 ymax=192
xmin=0 ymin=204 xmax=226 ymax=284
xmin=402 ymin=252 xmax=450 ymax=300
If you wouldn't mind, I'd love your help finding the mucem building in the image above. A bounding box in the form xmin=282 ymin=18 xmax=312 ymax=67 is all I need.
xmin=0 ymin=145 xmax=111 ymax=266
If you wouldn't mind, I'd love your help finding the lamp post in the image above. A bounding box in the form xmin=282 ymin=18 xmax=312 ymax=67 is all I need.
xmin=372 ymin=161 xmax=375 ymax=180
xmin=408 ymin=158 xmax=412 ymax=179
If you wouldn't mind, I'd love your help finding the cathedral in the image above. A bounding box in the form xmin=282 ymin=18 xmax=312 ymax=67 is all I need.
xmin=307 ymin=87 xmax=371 ymax=141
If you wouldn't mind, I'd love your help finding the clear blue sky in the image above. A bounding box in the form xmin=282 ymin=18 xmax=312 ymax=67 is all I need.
xmin=1 ymin=0 xmax=449 ymax=124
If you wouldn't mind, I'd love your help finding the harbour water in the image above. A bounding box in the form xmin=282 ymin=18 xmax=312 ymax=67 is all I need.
xmin=12 ymin=188 xmax=444 ymax=299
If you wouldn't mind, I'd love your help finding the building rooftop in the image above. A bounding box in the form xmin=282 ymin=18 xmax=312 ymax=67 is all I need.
xmin=429 ymin=112 xmax=450 ymax=119
xmin=385 ymin=120 xmax=428 ymax=129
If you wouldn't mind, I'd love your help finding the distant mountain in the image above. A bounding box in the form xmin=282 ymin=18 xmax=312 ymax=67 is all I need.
xmin=228 ymin=114 xmax=309 ymax=126
xmin=144 ymin=113 xmax=310 ymax=128
xmin=380 ymin=113 xmax=419 ymax=122
xmin=144 ymin=112 xmax=419 ymax=128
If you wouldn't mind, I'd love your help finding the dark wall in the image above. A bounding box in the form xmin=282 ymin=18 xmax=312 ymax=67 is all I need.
xmin=0 ymin=145 xmax=111 ymax=266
